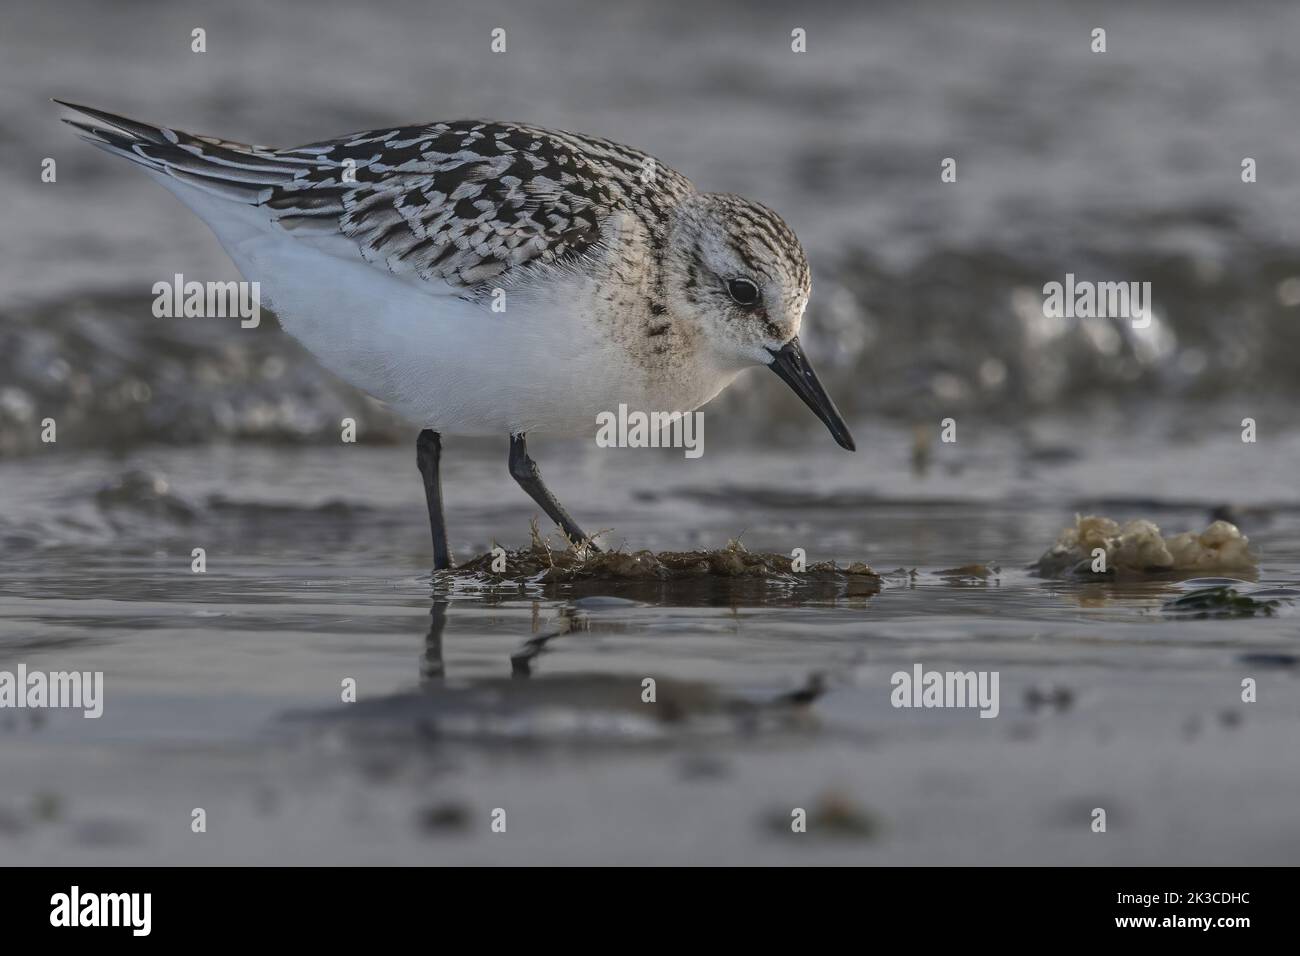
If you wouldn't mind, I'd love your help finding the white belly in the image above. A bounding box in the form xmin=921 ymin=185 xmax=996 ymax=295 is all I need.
xmin=160 ymin=176 xmax=734 ymax=436
xmin=225 ymin=230 xmax=639 ymax=435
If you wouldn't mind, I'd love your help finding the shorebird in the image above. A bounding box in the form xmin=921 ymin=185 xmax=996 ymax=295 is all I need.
xmin=56 ymin=101 xmax=855 ymax=569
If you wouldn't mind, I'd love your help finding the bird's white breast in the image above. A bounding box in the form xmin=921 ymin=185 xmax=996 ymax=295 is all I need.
xmin=161 ymin=177 xmax=736 ymax=436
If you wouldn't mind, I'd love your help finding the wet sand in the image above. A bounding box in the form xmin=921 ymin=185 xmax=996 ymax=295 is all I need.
xmin=1 ymin=421 xmax=1298 ymax=864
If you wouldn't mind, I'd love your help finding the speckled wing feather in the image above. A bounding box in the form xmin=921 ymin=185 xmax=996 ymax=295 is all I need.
xmin=56 ymin=102 xmax=694 ymax=293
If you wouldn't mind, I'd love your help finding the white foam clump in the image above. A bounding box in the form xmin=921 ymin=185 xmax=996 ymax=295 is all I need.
xmin=1035 ymin=515 xmax=1258 ymax=577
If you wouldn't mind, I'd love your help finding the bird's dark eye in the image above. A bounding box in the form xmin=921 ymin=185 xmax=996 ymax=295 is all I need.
xmin=727 ymin=278 xmax=761 ymax=307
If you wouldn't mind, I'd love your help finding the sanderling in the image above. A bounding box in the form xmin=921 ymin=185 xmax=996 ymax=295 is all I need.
xmin=56 ymin=101 xmax=855 ymax=568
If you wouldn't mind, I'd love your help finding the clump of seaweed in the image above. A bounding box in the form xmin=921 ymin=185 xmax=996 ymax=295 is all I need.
xmin=1034 ymin=515 xmax=1258 ymax=578
xmin=451 ymin=519 xmax=881 ymax=587
xmin=934 ymin=563 xmax=1000 ymax=583
xmin=1161 ymin=586 xmax=1281 ymax=619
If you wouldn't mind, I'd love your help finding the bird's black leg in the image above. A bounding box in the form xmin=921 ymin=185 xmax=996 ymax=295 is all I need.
xmin=508 ymin=433 xmax=600 ymax=551
xmin=416 ymin=429 xmax=451 ymax=570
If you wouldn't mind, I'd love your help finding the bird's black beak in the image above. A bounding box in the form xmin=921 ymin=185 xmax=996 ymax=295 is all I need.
xmin=766 ymin=337 xmax=856 ymax=451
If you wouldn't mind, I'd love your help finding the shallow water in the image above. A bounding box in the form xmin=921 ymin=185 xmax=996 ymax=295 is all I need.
xmin=2 ymin=420 xmax=1298 ymax=864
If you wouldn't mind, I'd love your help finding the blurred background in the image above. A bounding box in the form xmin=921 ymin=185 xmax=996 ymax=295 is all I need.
xmin=5 ymin=0 xmax=1300 ymax=452
xmin=1 ymin=0 xmax=1298 ymax=866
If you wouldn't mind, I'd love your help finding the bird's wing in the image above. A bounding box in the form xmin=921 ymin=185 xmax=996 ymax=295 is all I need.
xmin=56 ymin=101 xmax=689 ymax=294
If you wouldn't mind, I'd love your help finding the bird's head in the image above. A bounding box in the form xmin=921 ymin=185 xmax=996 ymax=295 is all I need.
xmin=663 ymin=192 xmax=855 ymax=451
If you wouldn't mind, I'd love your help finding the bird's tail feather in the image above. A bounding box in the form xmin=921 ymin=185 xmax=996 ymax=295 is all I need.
xmin=53 ymin=99 xmax=317 ymax=205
